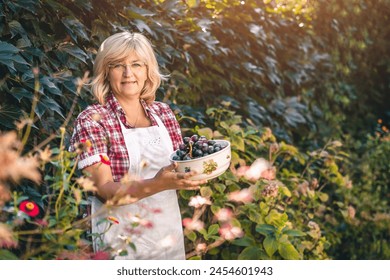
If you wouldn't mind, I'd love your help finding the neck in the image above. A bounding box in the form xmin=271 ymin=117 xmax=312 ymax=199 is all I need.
xmin=115 ymin=95 xmax=140 ymax=112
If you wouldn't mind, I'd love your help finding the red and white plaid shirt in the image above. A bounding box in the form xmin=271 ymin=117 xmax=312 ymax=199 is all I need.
xmin=69 ymin=93 xmax=183 ymax=182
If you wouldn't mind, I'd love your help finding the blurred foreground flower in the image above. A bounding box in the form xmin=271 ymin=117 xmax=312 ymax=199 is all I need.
xmin=218 ymin=223 xmax=244 ymax=240
xmin=107 ymin=216 xmax=119 ymax=224
xmin=214 ymin=208 xmax=233 ymax=222
xmin=0 ymin=183 xmax=11 ymax=206
xmin=195 ymin=243 xmax=207 ymax=253
xmin=19 ymin=200 xmax=40 ymax=217
xmin=76 ymin=177 xmax=98 ymax=192
xmin=228 ymin=188 xmax=253 ymax=204
xmin=100 ymin=154 xmax=111 ymax=165
xmin=0 ymin=223 xmax=18 ymax=248
xmin=234 ymin=158 xmax=276 ymax=182
xmin=182 ymin=218 xmax=204 ymax=231
xmin=0 ymin=131 xmax=41 ymax=183
xmin=188 ymin=195 xmax=211 ymax=208
xmin=73 ymin=139 xmax=92 ymax=154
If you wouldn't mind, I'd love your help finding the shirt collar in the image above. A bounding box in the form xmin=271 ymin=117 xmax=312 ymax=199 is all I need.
xmin=105 ymin=93 xmax=154 ymax=124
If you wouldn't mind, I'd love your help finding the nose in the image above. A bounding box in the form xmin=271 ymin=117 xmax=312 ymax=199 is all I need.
xmin=123 ymin=65 xmax=134 ymax=76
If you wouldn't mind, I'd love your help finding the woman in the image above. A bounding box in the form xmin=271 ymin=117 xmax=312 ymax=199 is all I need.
xmin=70 ymin=32 xmax=206 ymax=259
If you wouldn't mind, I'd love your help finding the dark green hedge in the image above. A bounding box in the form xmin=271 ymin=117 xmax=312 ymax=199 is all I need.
xmin=0 ymin=0 xmax=389 ymax=259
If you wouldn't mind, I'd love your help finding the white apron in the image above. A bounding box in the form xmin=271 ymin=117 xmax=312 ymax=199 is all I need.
xmin=90 ymin=112 xmax=185 ymax=260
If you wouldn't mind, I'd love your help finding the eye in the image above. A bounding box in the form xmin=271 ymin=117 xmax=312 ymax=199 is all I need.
xmin=131 ymin=62 xmax=143 ymax=68
xmin=112 ymin=63 xmax=124 ymax=69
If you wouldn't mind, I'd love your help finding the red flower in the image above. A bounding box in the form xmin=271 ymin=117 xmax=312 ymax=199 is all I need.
xmin=19 ymin=200 xmax=40 ymax=217
xmin=99 ymin=154 xmax=111 ymax=165
xmin=107 ymin=216 xmax=119 ymax=224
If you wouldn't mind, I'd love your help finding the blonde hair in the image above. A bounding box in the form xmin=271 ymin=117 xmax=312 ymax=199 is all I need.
xmin=91 ymin=32 xmax=166 ymax=104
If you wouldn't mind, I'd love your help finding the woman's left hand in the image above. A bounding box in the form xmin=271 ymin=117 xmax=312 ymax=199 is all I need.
xmin=153 ymin=162 xmax=208 ymax=191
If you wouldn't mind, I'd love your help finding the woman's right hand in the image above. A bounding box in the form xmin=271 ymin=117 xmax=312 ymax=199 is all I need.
xmin=153 ymin=162 xmax=208 ymax=191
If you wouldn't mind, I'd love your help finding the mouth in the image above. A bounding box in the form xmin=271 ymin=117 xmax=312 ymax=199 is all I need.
xmin=121 ymin=81 xmax=137 ymax=85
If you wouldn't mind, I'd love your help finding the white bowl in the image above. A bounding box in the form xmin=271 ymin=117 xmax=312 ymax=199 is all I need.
xmin=170 ymin=140 xmax=231 ymax=181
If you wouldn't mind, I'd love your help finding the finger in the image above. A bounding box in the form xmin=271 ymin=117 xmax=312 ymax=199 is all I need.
xmin=162 ymin=161 xmax=177 ymax=172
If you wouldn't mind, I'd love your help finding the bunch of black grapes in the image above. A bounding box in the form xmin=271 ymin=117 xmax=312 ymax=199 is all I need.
xmin=172 ymin=134 xmax=227 ymax=161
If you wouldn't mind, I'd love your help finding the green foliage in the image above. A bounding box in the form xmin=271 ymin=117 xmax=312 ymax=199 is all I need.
xmin=0 ymin=0 xmax=389 ymax=260
xmin=179 ymin=106 xmax=354 ymax=260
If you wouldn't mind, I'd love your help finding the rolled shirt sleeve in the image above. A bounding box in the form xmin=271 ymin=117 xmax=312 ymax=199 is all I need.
xmin=69 ymin=108 xmax=109 ymax=169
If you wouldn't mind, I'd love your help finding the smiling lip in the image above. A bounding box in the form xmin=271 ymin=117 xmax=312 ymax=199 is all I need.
xmin=121 ymin=81 xmax=136 ymax=84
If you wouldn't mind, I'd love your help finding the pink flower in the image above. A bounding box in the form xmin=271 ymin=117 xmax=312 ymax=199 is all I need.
xmin=235 ymin=158 xmax=276 ymax=182
xmin=182 ymin=218 xmax=204 ymax=231
xmin=19 ymin=200 xmax=40 ymax=217
xmin=188 ymin=195 xmax=211 ymax=208
xmin=215 ymin=208 xmax=233 ymax=222
xmin=218 ymin=223 xmax=244 ymax=240
xmin=260 ymin=167 xmax=276 ymax=180
xmin=195 ymin=243 xmax=207 ymax=253
xmin=228 ymin=188 xmax=253 ymax=204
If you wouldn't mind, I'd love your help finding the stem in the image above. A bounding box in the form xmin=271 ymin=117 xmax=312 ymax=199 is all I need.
xmin=19 ymin=73 xmax=40 ymax=152
xmin=185 ymin=238 xmax=225 ymax=259
xmin=67 ymin=157 xmax=79 ymax=183
xmin=301 ymin=139 xmax=332 ymax=178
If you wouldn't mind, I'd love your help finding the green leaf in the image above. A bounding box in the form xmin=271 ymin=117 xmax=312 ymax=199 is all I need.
xmin=317 ymin=192 xmax=329 ymax=202
xmin=263 ymin=235 xmax=278 ymax=257
xmin=278 ymin=241 xmax=301 ymax=260
xmin=208 ymin=224 xmax=219 ymax=235
xmin=197 ymin=127 xmax=213 ymax=139
xmin=238 ymin=246 xmax=268 ymax=260
xmin=134 ymin=19 xmax=154 ymax=36
xmin=213 ymin=183 xmax=226 ymax=193
xmin=62 ymin=18 xmax=89 ymax=43
xmin=200 ymin=186 xmax=213 ymax=197
xmin=247 ymin=208 xmax=263 ymax=224
xmin=282 ymin=228 xmax=306 ymax=237
xmin=0 ymin=41 xmax=19 ymax=53
xmin=230 ymin=134 xmax=245 ymax=152
xmin=255 ymin=224 xmax=276 ymax=236
xmin=57 ymin=44 xmax=88 ymax=64
xmin=280 ymin=186 xmax=291 ymax=197
xmin=0 ymin=250 xmax=19 ymax=260
xmin=265 ymin=210 xmax=288 ymax=228
xmin=210 ymin=205 xmax=220 ymax=215
xmin=186 ymin=230 xmax=197 ymax=242
xmin=232 ymin=236 xmax=256 ymax=247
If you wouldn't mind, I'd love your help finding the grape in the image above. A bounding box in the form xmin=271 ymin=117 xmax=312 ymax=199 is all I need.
xmin=193 ymin=149 xmax=203 ymax=157
xmin=179 ymin=143 xmax=187 ymax=151
xmin=183 ymin=154 xmax=192 ymax=160
xmin=172 ymin=135 xmax=228 ymax=161
xmin=190 ymin=134 xmax=199 ymax=142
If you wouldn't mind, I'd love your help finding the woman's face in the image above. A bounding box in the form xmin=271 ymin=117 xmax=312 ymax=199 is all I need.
xmin=108 ymin=52 xmax=148 ymax=101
